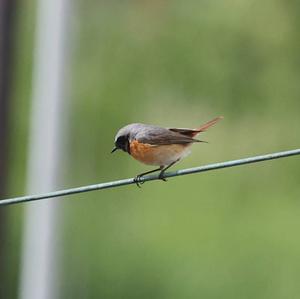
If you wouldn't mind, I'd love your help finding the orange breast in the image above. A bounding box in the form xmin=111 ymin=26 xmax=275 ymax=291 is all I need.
xmin=129 ymin=140 xmax=190 ymax=166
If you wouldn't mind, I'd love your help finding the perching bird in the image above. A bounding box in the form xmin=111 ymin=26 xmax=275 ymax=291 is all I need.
xmin=111 ymin=116 xmax=223 ymax=186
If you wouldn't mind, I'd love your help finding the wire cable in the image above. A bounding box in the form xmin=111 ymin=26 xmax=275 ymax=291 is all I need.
xmin=1 ymin=148 xmax=300 ymax=206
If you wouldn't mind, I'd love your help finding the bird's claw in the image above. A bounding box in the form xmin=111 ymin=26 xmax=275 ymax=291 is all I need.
xmin=158 ymin=173 xmax=167 ymax=182
xmin=134 ymin=171 xmax=167 ymax=187
xmin=134 ymin=175 xmax=145 ymax=188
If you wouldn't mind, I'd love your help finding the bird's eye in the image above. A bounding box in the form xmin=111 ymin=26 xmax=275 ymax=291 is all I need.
xmin=116 ymin=135 xmax=127 ymax=146
xmin=115 ymin=135 xmax=130 ymax=153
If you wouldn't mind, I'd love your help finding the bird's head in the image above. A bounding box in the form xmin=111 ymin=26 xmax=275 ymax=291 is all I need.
xmin=111 ymin=125 xmax=133 ymax=154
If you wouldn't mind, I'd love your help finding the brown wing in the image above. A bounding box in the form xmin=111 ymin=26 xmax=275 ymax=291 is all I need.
xmin=136 ymin=126 xmax=200 ymax=145
xmin=168 ymin=128 xmax=200 ymax=137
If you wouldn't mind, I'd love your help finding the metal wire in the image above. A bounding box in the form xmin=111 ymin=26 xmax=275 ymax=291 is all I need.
xmin=1 ymin=148 xmax=299 ymax=206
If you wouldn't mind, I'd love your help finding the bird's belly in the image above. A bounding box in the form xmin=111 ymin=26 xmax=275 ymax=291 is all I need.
xmin=130 ymin=140 xmax=191 ymax=166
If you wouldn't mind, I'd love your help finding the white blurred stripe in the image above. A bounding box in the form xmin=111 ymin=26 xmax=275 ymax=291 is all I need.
xmin=19 ymin=0 xmax=70 ymax=298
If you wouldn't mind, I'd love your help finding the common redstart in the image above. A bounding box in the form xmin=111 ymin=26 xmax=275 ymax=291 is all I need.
xmin=112 ymin=116 xmax=223 ymax=186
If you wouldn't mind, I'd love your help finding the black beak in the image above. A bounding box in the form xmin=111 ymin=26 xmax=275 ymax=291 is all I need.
xmin=111 ymin=147 xmax=118 ymax=153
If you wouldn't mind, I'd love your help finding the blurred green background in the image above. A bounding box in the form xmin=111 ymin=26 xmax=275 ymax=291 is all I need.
xmin=4 ymin=0 xmax=300 ymax=298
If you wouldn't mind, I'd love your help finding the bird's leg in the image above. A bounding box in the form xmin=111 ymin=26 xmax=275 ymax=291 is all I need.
xmin=158 ymin=160 xmax=179 ymax=182
xmin=134 ymin=166 xmax=164 ymax=187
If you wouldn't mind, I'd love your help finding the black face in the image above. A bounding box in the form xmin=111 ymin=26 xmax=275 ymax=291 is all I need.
xmin=114 ymin=135 xmax=130 ymax=153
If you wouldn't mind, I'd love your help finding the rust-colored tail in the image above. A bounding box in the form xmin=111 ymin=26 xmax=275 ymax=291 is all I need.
xmin=195 ymin=116 xmax=223 ymax=133
xmin=169 ymin=116 xmax=223 ymax=138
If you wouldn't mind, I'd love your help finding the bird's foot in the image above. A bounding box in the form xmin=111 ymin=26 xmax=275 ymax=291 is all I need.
xmin=134 ymin=175 xmax=145 ymax=188
xmin=158 ymin=172 xmax=167 ymax=182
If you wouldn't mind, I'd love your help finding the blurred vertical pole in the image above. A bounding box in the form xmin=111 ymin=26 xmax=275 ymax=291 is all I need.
xmin=0 ymin=0 xmax=17 ymax=298
xmin=19 ymin=0 xmax=70 ymax=298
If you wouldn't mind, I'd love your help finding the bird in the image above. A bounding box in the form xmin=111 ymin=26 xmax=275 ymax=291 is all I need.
xmin=111 ymin=116 xmax=223 ymax=186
